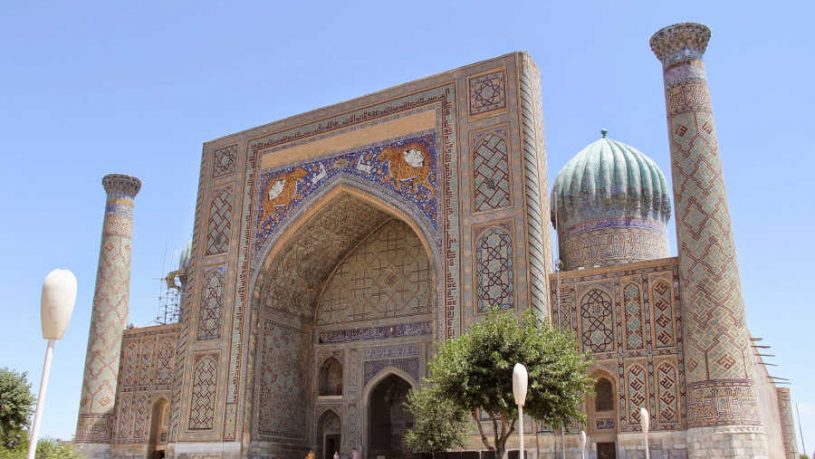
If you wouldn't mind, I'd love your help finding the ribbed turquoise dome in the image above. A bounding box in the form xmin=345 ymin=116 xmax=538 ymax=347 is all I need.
xmin=552 ymin=131 xmax=672 ymax=225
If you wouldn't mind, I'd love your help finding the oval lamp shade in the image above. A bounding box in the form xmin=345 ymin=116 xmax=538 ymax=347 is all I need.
xmin=40 ymin=269 xmax=77 ymax=340
xmin=512 ymin=363 xmax=528 ymax=406
xmin=639 ymin=407 xmax=650 ymax=433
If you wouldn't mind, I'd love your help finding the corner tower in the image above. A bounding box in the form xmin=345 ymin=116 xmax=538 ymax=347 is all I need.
xmin=551 ymin=130 xmax=671 ymax=270
xmin=650 ymin=23 xmax=768 ymax=457
xmin=76 ymin=174 xmax=141 ymax=456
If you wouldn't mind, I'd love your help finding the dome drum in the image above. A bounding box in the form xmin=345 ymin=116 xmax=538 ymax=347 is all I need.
xmin=557 ymin=216 xmax=669 ymax=270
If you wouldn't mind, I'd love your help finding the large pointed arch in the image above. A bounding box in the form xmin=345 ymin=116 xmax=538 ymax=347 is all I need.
xmin=249 ymin=177 xmax=442 ymax=321
xmin=248 ymin=177 xmax=439 ymax=446
xmin=250 ymin=174 xmax=441 ymax=292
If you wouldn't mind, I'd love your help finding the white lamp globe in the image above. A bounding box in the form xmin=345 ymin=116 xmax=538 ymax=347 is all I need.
xmin=40 ymin=269 xmax=77 ymax=340
xmin=639 ymin=407 xmax=650 ymax=433
xmin=512 ymin=363 xmax=528 ymax=406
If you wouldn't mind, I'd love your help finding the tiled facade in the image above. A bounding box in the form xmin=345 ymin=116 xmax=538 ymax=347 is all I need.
xmin=110 ymin=325 xmax=179 ymax=459
xmin=76 ymin=24 xmax=795 ymax=459
xmin=550 ymin=259 xmax=685 ymax=434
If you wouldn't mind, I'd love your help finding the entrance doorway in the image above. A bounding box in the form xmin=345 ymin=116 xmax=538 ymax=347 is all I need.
xmin=367 ymin=374 xmax=413 ymax=459
xmin=325 ymin=434 xmax=341 ymax=459
xmin=319 ymin=410 xmax=341 ymax=459
xmin=597 ymin=442 xmax=616 ymax=459
xmin=588 ymin=373 xmax=618 ymax=459
xmin=147 ymin=398 xmax=169 ymax=459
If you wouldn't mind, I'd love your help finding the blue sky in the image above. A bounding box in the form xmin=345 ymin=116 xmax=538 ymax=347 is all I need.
xmin=1 ymin=0 xmax=813 ymax=453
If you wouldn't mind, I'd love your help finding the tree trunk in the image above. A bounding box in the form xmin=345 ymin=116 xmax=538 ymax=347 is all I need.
xmin=495 ymin=438 xmax=507 ymax=459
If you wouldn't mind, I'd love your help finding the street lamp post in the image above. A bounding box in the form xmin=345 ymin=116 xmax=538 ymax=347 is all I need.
xmin=27 ymin=269 xmax=77 ymax=459
xmin=639 ymin=407 xmax=650 ymax=459
xmin=579 ymin=430 xmax=586 ymax=459
xmin=512 ymin=364 xmax=528 ymax=459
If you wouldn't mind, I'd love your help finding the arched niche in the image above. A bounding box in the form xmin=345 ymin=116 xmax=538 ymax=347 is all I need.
xmin=147 ymin=397 xmax=170 ymax=459
xmin=319 ymin=357 xmax=344 ymax=397
xmin=363 ymin=371 xmax=415 ymax=459
xmin=587 ymin=370 xmax=618 ymax=454
xmin=318 ymin=409 xmax=342 ymax=459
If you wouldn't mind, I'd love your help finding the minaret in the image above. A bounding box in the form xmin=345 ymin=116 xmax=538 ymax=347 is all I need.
xmin=650 ymin=23 xmax=768 ymax=457
xmin=75 ymin=174 xmax=141 ymax=455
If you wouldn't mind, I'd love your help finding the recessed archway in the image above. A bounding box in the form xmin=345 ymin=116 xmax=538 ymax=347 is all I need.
xmin=363 ymin=370 xmax=416 ymax=459
xmin=147 ymin=397 xmax=169 ymax=459
xmin=588 ymin=369 xmax=618 ymax=458
xmin=318 ymin=410 xmax=342 ymax=459
xmin=249 ymin=184 xmax=436 ymax=455
xmin=319 ymin=357 xmax=344 ymax=396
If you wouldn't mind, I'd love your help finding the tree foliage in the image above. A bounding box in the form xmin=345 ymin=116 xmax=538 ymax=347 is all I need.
xmin=403 ymin=384 xmax=468 ymax=453
xmin=0 ymin=436 xmax=80 ymax=459
xmin=405 ymin=309 xmax=593 ymax=458
xmin=34 ymin=439 xmax=80 ymax=459
xmin=0 ymin=369 xmax=34 ymax=447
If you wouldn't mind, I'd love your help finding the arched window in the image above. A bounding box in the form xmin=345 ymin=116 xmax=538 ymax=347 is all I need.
xmin=319 ymin=357 xmax=343 ymax=396
xmin=595 ymin=378 xmax=614 ymax=412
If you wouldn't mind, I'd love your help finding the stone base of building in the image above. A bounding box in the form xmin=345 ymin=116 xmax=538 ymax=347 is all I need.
xmin=75 ymin=443 xmax=112 ymax=459
xmin=460 ymin=430 xmax=689 ymax=459
xmin=110 ymin=443 xmax=148 ymax=459
xmin=247 ymin=440 xmax=313 ymax=459
xmin=686 ymin=426 xmax=769 ymax=459
xmin=171 ymin=441 xmax=243 ymax=459
xmin=614 ymin=431 xmax=687 ymax=459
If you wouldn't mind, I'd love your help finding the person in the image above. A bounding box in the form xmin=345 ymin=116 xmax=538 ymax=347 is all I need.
xmin=306 ymin=450 xmax=316 ymax=459
xmin=333 ymin=452 xmax=340 ymax=459
xmin=351 ymin=448 xmax=359 ymax=459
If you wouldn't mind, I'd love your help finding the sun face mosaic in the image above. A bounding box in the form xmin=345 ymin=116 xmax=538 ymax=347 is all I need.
xmin=253 ymin=132 xmax=439 ymax=260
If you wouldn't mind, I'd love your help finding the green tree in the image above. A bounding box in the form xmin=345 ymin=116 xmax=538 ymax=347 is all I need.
xmin=35 ymin=439 xmax=79 ymax=459
xmin=0 ymin=431 xmax=25 ymax=459
xmin=403 ymin=384 xmax=469 ymax=453
xmin=0 ymin=369 xmax=34 ymax=448
xmin=405 ymin=309 xmax=593 ymax=459
xmin=0 ymin=436 xmax=80 ymax=459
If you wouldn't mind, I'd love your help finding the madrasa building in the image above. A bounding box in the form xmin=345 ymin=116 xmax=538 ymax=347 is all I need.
xmin=72 ymin=22 xmax=798 ymax=459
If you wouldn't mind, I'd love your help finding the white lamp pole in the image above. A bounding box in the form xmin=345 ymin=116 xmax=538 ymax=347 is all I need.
xmin=512 ymin=363 xmax=528 ymax=459
xmin=27 ymin=269 xmax=77 ymax=459
xmin=639 ymin=407 xmax=650 ymax=459
xmin=579 ymin=430 xmax=586 ymax=459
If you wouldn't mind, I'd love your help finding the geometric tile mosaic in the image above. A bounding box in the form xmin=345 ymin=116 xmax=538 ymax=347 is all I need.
xmin=476 ymin=226 xmax=514 ymax=312
xmin=580 ymin=288 xmax=614 ymax=353
xmin=257 ymin=321 xmax=306 ymax=439
xmin=472 ymin=129 xmax=511 ymax=212
xmin=212 ymin=145 xmax=238 ymax=178
xmin=469 ymin=70 xmax=507 ymax=116
xmin=198 ymin=268 xmax=225 ymax=340
xmin=651 ymin=280 xmax=674 ymax=348
xmin=656 ymin=362 xmax=678 ymax=424
xmin=623 ymin=283 xmax=644 ymax=350
xmin=627 ymin=363 xmax=647 ymax=426
xmin=188 ymin=355 xmax=217 ymax=430
xmin=317 ymin=220 xmax=432 ymax=326
xmin=206 ymin=188 xmax=233 ymax=256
